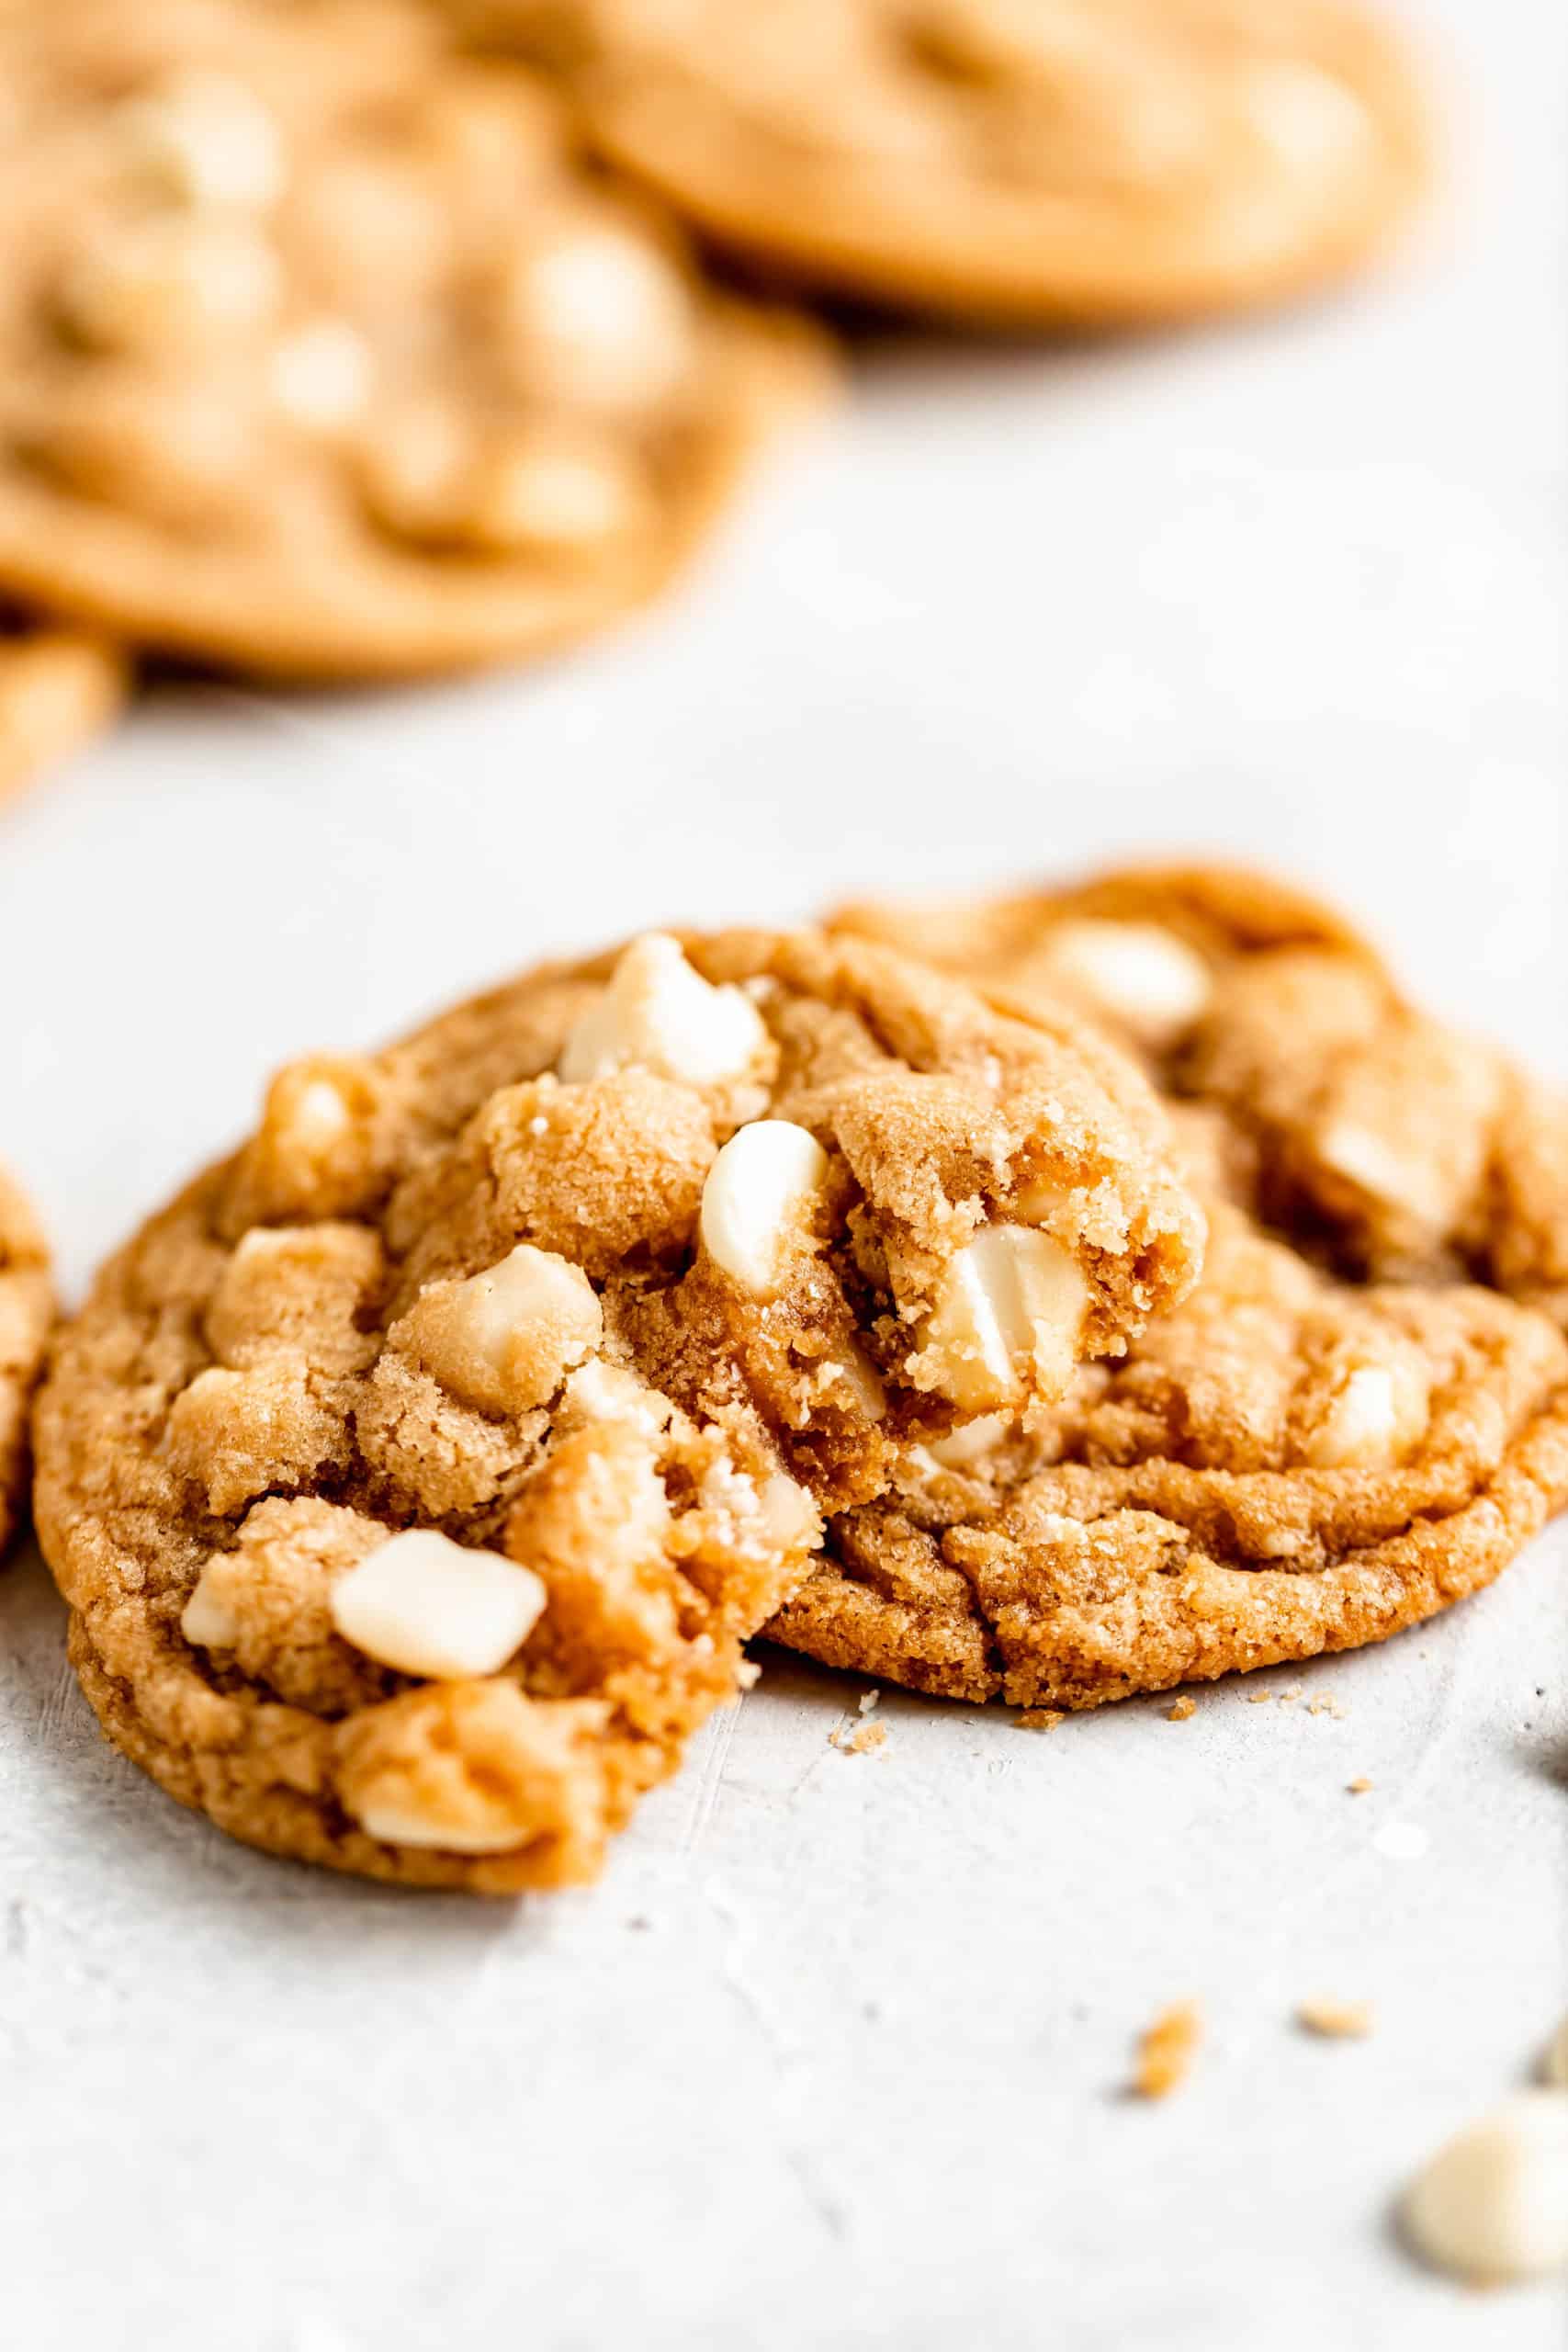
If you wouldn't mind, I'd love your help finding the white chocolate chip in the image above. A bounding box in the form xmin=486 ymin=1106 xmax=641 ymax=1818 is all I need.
xmin=1039 ymin=920 xmax=1213 ymax=1048
xmin=1303 ymin=1363 xmax=1428 ymax=1469
xmin=755 ymin=1469 xmax=824 ymax=1554
xmin=401 ymin=1245 xmax=602 ymax=1418
xmin=270 ymin=319 xmax=373 ymax=432
xmin=113 ymin=70 xmax=286 ymax=210
xmin=558 ymin=933 xmax=768 ymax=1087
xmin=699 ymin=1120 xmax=829 ymax=1296
xmin=348 ymin=1798 xmax=528 ymax=1855
xmin=560 ymin=1359 xmax=673 ymax=1438
xmin=329 ymin=1528 xmax=546 ymax=1679
xmin=1315 ymin=1119 xmax=1450 ymax=1232
xmin=928 ymin=1412 xmax=1011 ymax=1468
xmin=286 ymin=1078 xmax=353 ymax=1150
xmin=180 ymin=1566 xmax=241 ymax=1650
xmin=502 ymin=225 xmax=694 ymax=414
xmin=1402 ymin=2093 xmax=1568 ymax=2286
xmin=816 ymin=1342 xmax=887 ymax=1422
xmin=918 ymin=1227 xmax=1089 ymax=1411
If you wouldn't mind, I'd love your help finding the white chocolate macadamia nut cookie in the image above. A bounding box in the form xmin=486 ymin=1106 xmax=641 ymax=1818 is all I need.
xmin=766 ymin=1203 xmax=1568 ymax=1710
xmin=0 ymin=0 xmax=831 ymax=679
xmin=577 ymin=0 xmax=1427 ymax=327
xmin=35 ymin=925 xmax=1202 ymax=1891
xmin=831 ymin=860 xmax=1568 ymax=1329
xmin=0 ymin=1163 xmax=54 ymax=1561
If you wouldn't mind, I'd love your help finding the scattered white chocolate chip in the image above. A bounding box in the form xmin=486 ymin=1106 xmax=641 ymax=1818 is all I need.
xmin=180 ymin=1566 xmax=241 ymax=1651
xmin=1039 ymin=920 xmax=1213 ymax=1048
xmin=1402 ymin=2093 xmax=1568 ymax=2286
xmin=113 ymin=70 xmax=286 ymax=211
xmin=270 ymin=318 xmax=373 ymax=432
xmin=919 ymin=1226 xmax=1089 ymax=1411
xmin=401 ymin=1245 xmax=602 ymax=1419
xmin=502 ymin=226 xmax=694 ymax=414
xmin=329 ymin=1528 xmax=546 ymax=1679
xmin=1303 ymin=1363 xmax=1428 ymax=1470
xmin=1541 ymin=2016 xmax=1568 ymax=2090
xmin=699 ymin=1119 xmax=829 ymax=1296
xmin=558 ymin=933 xmax=768 ymax=1087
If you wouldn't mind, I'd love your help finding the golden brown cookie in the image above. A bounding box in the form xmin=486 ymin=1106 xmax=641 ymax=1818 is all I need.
xmin=35 ymin=926 xmax=1202 ymax=1890
xmin=0 ymin=0 xmax=831 ymax=681
xmin=832 ymin=861 xmax=1568 ymax=1328
xmin=575 ymin=0 xmax=1428 ymax=327
xmin=765 ymin=1203 xmax=1568 ymax=1709
xmin=0 ymin=1164 xmax=53 ymax=1560
xmin=0 ymin=611 xmax=126 ymax=807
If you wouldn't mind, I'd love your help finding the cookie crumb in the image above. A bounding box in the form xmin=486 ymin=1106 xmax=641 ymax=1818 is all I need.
xmin=1165 ymin=1695 xmax=1196 ymax=1722
xmin=1017 ymin=1707 xmax=1066 ymax=1731
xmin=829 ymin=1717 xmax=887 ymax=1756
xmin=1347 ymin=1775 xmax=1373 ymax=1794
xmin=1308 ymin=1693 xmax=1349 ymax=1718
xmin=1297 ymin=1998 xmax=1374 ymax=2039
xmin=857 ymin=1688 xmax=881 ymax=1714
xmin=1131 ymin=1999 xmax=1202 ymax=2099
xmin=1247 ymin=1689 xmax=1273 ymax=1704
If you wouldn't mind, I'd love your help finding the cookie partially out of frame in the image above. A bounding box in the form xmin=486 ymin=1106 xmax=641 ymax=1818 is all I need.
xmin=0 ymin=1165 xmax=53 ymax=1560
xmin=36 ymin=925 xmax=1201 ymax=1890
xmin=0 ymin=0 xmax=831 ymax=681
xmin=832 ymin=861 xmax=1568 ymax=1329
xmin=578 ymin=0 xmax=1428 ymax=327
xmin=0 ymin=612 xmax=126 ymax=807
xmin=766 ymin=1204 xmax=1568 ymax=1709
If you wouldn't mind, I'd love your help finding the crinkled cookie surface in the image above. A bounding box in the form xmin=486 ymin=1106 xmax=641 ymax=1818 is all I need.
xmin=0 ymin=1164 xmax=52 ymax=1560
xmin=35 ymin=926 xmax=1202 ymax=1889
xmin=577 ymin=0 xmax=1427 ymax=324
xmin=766 ymin=1204 xmax=1568 ymax=1708
xmin=0 ymin=0 xmax=831 ymax=679
xmin=832 ymin=861 xmax=1568 ymax=1330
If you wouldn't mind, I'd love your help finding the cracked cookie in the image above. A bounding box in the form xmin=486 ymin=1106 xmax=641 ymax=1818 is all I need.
xmin=765 ymin=1202 xmax=1568 ymax=1708
xmin=575 ymin=0 xmax=1427 ymax=326
xmin=34 ymin=925 xmax=1202 ymax=1889
xmin=0 ymin=611 xmax=126 ymax=807
xmin=0 ymin=0 xmax=831 ymax=680
xmin=0 ymin=1164 xmax=52 ymax=1560
xmin=831 ymin=861 xmax=1568 ymax=1329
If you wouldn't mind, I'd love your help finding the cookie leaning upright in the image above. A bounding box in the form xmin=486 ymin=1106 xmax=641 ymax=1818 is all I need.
xmin=34 ymin=927 xmax=1202 ymax=1891
xmin=833 ymin=860 xmax=1568 ymax=1329
xmin=0 ymin=0 xmax=832 ymax=681
xmin=580 ymin=0 xmax=1428 ymax=327
xmin=0 ymin=1165 xmax=53 ymax=1560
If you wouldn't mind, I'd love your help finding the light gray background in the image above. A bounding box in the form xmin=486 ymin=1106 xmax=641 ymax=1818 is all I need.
xmin=2 ymin=4 xmax=1564 ymax=2345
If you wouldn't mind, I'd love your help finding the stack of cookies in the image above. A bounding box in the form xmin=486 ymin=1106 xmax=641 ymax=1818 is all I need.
xmin=0 ymin=0 xmax=1428 ymax=800
xmin=12 ymin=864 xmax=1568 ymax=1905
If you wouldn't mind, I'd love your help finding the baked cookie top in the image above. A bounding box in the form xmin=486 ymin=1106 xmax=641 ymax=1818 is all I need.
xmin=578 ymin=0 xmax=1428 ymax=325
xmin=0 ymin=0 xmax=830 ymax=680
xmin=0 ymin=611 xmax=126 ymax=807
xmin=831 ymin=861 xmax=1568 ymax=1329
xmin=0 ymin=1164 xmax=52 ymax=1561
xmin=767 ymin=1203 xmax=1568 ymax=1709
xmin=35 ymin=926 xmax=1202 ymax=1890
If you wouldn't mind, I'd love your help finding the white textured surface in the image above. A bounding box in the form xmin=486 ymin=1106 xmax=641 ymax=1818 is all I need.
xmin=2 ymin=3 xmax=1565 ymax=2344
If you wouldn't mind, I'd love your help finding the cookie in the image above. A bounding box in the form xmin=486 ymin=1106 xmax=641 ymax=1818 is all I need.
xmin=0 ymin=1164 xmax=53 ymax=1560
xmin=0 ymin=0 xmax=832 ymax=681
xmin=576 ymin=0 xmax=1428 ymax=327
xmin=832 ymin=861 xmax=1568 ymax=1328
xmin=34 ymin=926 xmax=1202 ymax=1889
xmin=765 ymin=1202 xmax=1568 ymax=1709
xmin=0 ymin=611 xmax=126 ymax=807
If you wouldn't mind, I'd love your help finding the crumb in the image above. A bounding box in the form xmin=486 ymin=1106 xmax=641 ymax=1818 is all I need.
xmin=1165 ymin=1695 xmax=1196 ymax=1722
xmin=1308 ymin=1694 xmax=1348 ymax=1718
xmin=857 ymin=1688 xmax=880 ymax=1715
xmin=1247 ymin=1690 xmax=1273 ymax=1704
xmin=735 ymin=1658 xmax=761 ymax=1690
xmin=1296 ymin=1998 xmax=1374 ymax=2039
xmin=1347 ymin=1775 xmax=1373 ymax=1794
xmin=1130 ymin=1999 xmax=1202 ymax=2098
xmin=1017 ymin=1707 xmax=1066 ymax=1731
xmin=829 ymin=1717 xmax=887 ymax=1755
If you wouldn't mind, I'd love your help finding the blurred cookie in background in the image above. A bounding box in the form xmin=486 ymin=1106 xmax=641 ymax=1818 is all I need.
xmin=569 ymin=0 xmax=1429 ymax=327
xmin=0 ymin=611 xmax=126 ymax=807
xmin=0 ymin=0 xmax=834 ymax=682
xmin=0 ymin=1163 xmax=52 ymax=1562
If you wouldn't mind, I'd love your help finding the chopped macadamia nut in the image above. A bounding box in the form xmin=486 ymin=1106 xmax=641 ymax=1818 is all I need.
xmin=917 ymin=1225 xmax=1089 ymax=1411
xmin=329 ymin=1527 xmax=547 ymax=1679
xmin=398 ymin=1244 xmax=602 ymax=1418
xmin=112 ymin=69 xmax=286 ymax=211
xmin=699 ymin=1119 xmax=829 ymax=1296
xmin=558 ymin=933 xmax=769 ymax=1087
xmin=1040 ymin=919 xmax=1213 ymax=1047
xmin=1402 ymin=2094 xmax=1568 ymax=2286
